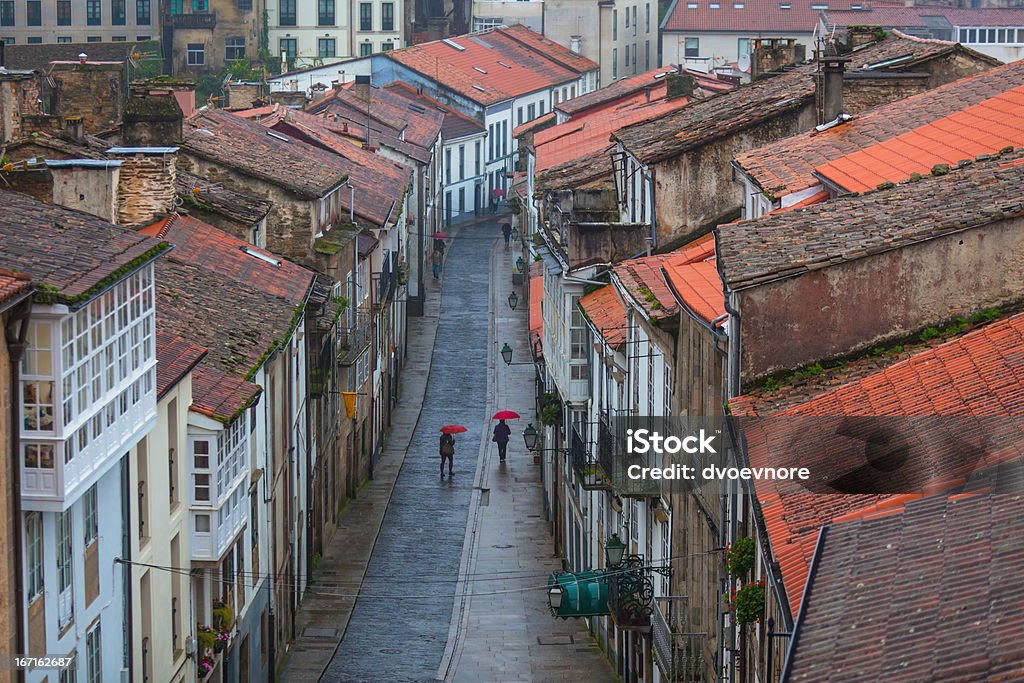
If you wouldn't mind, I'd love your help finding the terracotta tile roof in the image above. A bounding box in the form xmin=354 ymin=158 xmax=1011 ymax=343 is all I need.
xmin=614 ymin=33 xmax=970 ymax=165
xmin=209 ymin=107 xmax=413 ymax=227
xmin=815 ymin=84 xmax=1024 ymax=193
xmin=513 ymin=111 xmax=555 ymax=139
xmin=530 ymin=271 xmax=543 ymax=359
xmin=732 ymin=310 xmax=1024 ymax=616
xmin=182 ymin=108 xmax=350 ymax=199
xmin=536 ymin=90 xmax=694 ymax=191
xmin=0 ymin=269 xmax=32 ymax=307
xmin=176 ymin=170 xmax=273 ymax=226
xmin=306 ymin=85 xmax=444 ymax=152
xmin=580 ymin=284 xmax=628 ymax=349
xmin=826 ymin=5 xmax=1024 ymax=28
xmin=383 ymin=82 xmax=485 ymax=140
xmin=663 ymin=0 xmax=897 ymax=33
xmin=614 ymin=253 xmax=678 ymax=320
xmin=716 ymin=149 xmax=1024 ymax=291
xmin=786 ymin=494 xmax=1024 ymax=682
xmin=385 ymin=26 xmax=596 ymax=106
xmin=143 ymin=213 xmax=312 ymax=420
xmin=556 ymin=67 xmax=730 ymax=118
xmin=155 ymin=329 xmax=207 ymax=398
xmin=302 ymin=98 xmax=432 ymax=163
xmin=190 ymin=364 xmax=262 ymax=424
xmin=0 ymin=189 xmax=168 ymax=304
xmin=662 ymin=236 xmax=725 ymax=325
xmin=141 ymin=213 xmax=313 ymax=305
xmin=736 ymin=59 xmax=1024 ymax=198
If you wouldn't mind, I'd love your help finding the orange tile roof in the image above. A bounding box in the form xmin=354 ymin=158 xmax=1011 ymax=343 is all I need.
xmin=579 ymin=284 xmax=628 ymax=349
xmin=0 ymin=268 xmax=32 ymax=306
xmin=662 ymin=236 xmax=725 ymax=325
xmin=732 ymin=310 xmax=1024 ymax=617
xmin=614 ymin=253 xmax=676 ymax=320
xmin=386 ymin=26 xmax=596 ymax=106
xmin=535 ymin=86 xmax=670 ymax=166
xmin=815 ymin=85 xmax=1024 ymax=193
xmin=529 ymin=271 xmax=543 ymax=359
xmin=735 ymin=58 xmax=1024 ymax=198
xmin=191 ymin=364 xmax=262 ymax=424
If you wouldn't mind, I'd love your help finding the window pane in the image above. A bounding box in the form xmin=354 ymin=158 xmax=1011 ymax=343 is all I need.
xmin=318 ymin=0 xmax=334 ymax=25
xmin=382 ymin=2 xmax=394 ymax=30
xmin=279 ymin=0 xmax=295 ymax=25
xmin=359 ymin=2 xmax=371 ymax=30
xmin=136 ymin=0 xmax=150 ymax=24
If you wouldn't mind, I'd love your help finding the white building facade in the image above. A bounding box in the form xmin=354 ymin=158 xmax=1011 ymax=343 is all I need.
xmin=266 ymin=0 xmax=403 ymax=68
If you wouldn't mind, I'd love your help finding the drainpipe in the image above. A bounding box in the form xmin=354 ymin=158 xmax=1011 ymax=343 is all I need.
xmin=4 ymin=293 xmax=31 ymax=683
xmin=648 ymin=167 xmax=657 ymax=252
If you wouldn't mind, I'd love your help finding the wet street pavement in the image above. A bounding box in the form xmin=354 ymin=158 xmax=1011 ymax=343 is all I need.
xmin=322 ymin=221 xmax=496 ymax=682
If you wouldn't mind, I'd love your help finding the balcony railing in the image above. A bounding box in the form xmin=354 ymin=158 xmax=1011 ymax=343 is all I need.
xmin=337 ymin=309 xmax=372 ymax=365
xmin=652 ymin=597 xmax=708 ymax=682
xmin=607 ymin=555 xmax=670 ymax=632
xmin=167 ymin=11 xmax=216 ymax=28
xmin=599 ymin=412 xmax=662 ymax=498
xmin=571 ymin=426 xmax=611 ymax=491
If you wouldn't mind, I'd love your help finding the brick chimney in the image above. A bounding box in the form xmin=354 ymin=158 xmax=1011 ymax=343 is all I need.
xmin=107 ymin=147 xmax=178 ymax=228
xmin=63 ymin=116 xmax=85 ymax=143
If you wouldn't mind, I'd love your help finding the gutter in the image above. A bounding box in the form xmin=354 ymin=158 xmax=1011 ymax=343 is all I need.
xmin=659 ymin=265 xmax=728 ymax=353
xmin=778 ymin=525 xmax=829 ymax=683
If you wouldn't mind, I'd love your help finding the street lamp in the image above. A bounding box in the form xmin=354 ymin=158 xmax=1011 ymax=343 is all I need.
xmin=516 ymin=256 xmax=526 ymax=273
xmin=523 ymin=423 xmax=538 ymax=451
xmin=605 ymin=533 xmax=627 ymax=567
xmin=508 ymin=291 xmax=519 ymax=310
xmin=547 ymin=582 xmax=564 ymax=611
xmin=501 ymin=342 xmax=513 ymax=366
xmin=511 ymin=226 xmax=520 ymax=241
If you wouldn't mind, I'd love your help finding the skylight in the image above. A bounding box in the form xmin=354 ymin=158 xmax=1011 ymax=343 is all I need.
xmin=710 ymin=2 xmax=720 ymax=7
xmin=442 ymin=38 xmax=465 ymax=51
xmin=780 ymin=2 xmax=791 ymax=7
xmin=686 ymin=2 xmax=698 ymax=8
xmin=497 ymin=60 xmax=513 ymax=69
xmin=267 ymin=130 xmax=290 ymax=142
xmin=733 ymin=2 xmax=745 ymax=7
xmin=241 ymin=246 xmax=281 ymax=266
xmin=472 ymin=85 xmax=486 ymax=92
xmin=473 ymin=66 xmax=488 ymax=74
xmin=811 ymin=2 xmax=827 ymax=7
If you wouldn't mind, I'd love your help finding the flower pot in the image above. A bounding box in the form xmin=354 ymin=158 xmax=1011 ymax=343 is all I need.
xmin=533 ymin=454 xmax=541 ymax=465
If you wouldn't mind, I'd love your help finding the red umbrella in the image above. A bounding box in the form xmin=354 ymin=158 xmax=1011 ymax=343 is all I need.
xmin=440 ymin=425 xmax=468 ymax=434
xmin=491 ymin=188 xmax=505 ymax=198
xmin=492 ymin=410 xmax=520 ymax=420
xmin=432 ymin=231 xmax=449 ymax=239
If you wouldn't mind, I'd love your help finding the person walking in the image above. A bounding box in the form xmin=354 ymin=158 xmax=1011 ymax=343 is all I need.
xmin=502 ymin=222 xmax=512 ymax=247
xmin=432 ymin=247 xmax=443 ymax=280
xmin=440 ymin=432 xmax=455 ymax=477
xmin=492 ymin=419 xmax=511 ymax=462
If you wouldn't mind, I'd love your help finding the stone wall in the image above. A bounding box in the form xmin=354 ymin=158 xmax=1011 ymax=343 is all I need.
xmin=179 ymin=153 xmax=316 ymax=263
xmin=0 ymin=311 xmax=21 ymax=683
xmin=51 ymin=165 xmax=121 ymax=222
xmin=51 ymin=62 xmax=124 ymax=133
xmin=736 ymin=215 xmax=1024 ymax=384
xmin=114 ymin=153 xmax=178 ymax=228
xmin=123 ymin=92 xmax=184 ymax=147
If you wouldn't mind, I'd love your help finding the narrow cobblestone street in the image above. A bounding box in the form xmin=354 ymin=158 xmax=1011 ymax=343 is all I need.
xmin=282 ymin=216 xmax=614 ymax=683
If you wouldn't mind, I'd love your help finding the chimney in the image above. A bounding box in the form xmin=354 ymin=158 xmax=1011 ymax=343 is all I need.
xmin=107 ymin=147 xmax=178 ymax=228
xmin=64 ymin=116 xmax=85 ymax=143
xmin=751 ymin=38 xmax=802 ymax=80
xmin=665 ymin=72 xmax=694 ymax=99
xmin=570 ymin=35 xmax=581 ymax=54
xmin=122 ymin=90 xmax=183 ymax=146
xmin=78 ymin=52 xmax=87 ymax=64
xmin=48 ymin=159 xmax=122 ymax=222
xmin=644 ymin=86 xmax=651 ymax=103
xmin=821 ymin=52 xmax=849 ymax=123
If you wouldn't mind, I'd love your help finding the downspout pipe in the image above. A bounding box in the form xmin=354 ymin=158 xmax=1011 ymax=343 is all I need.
xmin=4 ymin=292 xmax=31 ymax=683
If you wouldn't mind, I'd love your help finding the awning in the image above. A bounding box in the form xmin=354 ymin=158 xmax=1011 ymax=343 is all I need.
xmin=549 ymin=571 xmax=609 ymax=619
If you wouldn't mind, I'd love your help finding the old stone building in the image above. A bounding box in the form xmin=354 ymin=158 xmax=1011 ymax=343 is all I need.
xmin=161 ymin=0 xmax=261 ymax=75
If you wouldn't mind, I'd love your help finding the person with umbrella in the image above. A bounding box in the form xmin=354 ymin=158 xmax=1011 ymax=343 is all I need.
xmin=491 ymin=410 xmax=519 ymax=462
xmin=439 ymin=425 xmax=466 ymax=477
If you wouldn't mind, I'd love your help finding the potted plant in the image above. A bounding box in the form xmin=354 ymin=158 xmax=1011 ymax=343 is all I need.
xmin=729 ymin=580 xmax=766 ymax=625
xmin=212 ymin=601 xmax=234 ymax=630
xmin=197 ymin=625 xmax=217 ymax=652
xmin=198 ymin=655 xmax=215 ymax=678
xmin=724 ymin=537 xmax=756 ymax=578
